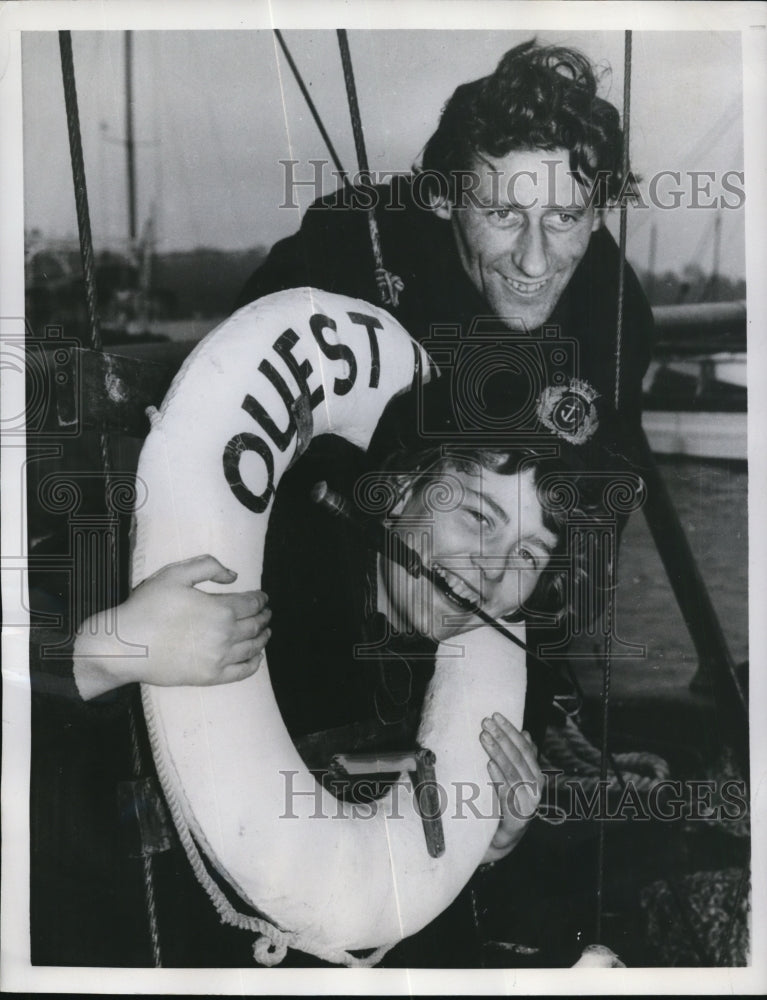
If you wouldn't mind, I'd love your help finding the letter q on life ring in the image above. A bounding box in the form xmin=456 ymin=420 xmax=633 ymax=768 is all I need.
xmin=132 ymin=288 xmax=528 ymax=967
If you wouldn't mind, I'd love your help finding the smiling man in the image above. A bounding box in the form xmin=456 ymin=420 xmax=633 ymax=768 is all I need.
xmin=237 ymin=39 xmax=654 ymax=428
xmin=431 ymin=148 xmax=602 ymax=334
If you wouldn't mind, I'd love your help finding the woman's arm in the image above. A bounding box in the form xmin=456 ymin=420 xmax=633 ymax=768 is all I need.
xmin=479 ymin=713 xmax=543 ymax=864
xmin=73 ymin=554 xmax=271 ymax=700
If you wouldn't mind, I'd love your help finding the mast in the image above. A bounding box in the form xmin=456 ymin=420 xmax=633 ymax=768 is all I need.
xmin=125 ymin=30 xmax=153 ymax=330
xmin=702 ymin=211 xmax=722 ymax=302
xmin=125 ymin=30 xmax=137 ymax=246
xmin=710 ymin=210 xmax=722 ymax=301
xmin=646 ymin=221 xmax=657 ymax=302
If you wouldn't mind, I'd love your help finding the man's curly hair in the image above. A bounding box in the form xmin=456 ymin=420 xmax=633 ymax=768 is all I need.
xmin=417 ymin=39 xmax=625 ymax=208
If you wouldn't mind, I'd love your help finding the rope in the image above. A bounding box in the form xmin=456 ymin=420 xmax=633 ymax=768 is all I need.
xmin=272 ymin=30 xmax=349 ymax=184
xmin=140 ymin=685 xmax=394 ymax=968
xmin=59 ymin=32 xmax=113 ymax=556
xmin=336 ymin=30 xmax=404 ymax=309
xmin=271 ymin=30 xmax=404 ymax=307
xmin=59 ymin=29 xmax=119 ymax=590
xmin=596 ymin=27 xmax=631 ymax=942
xmin=58 ymin=32 xmax=101 ymax=353
xmin=594 ymin=551 xmax=614 ymax=941
xmin=126 ymin=708 xmax=162 ymax=967
xmin=540 ymin=717 xmax=669 ymax=793
xmin=613 ymin=30 xmax=632 ymax=410
xmin=59 ymin=30 xmax=162 ymax=968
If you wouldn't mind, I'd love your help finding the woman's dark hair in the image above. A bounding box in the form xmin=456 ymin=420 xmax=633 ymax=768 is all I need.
xmin=417 ymin=39 xmax=625 ymax=208
xmin=359 ymin=439 xmax=620 ymax=632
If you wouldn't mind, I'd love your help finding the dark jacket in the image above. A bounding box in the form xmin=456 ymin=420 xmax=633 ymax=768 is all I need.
xmin=237 ymin=177 xmax=654 ymax=428
xmin=246 ymin=177 xmax=655 ymax=739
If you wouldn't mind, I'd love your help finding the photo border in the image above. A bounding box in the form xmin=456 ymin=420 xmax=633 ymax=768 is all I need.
xmin=2 ymin=1 xmax=765 ymax=995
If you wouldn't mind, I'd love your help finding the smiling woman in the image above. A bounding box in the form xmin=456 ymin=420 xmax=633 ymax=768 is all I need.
xmin=380 ymin=463 xmax=558 ymax=642
xmin=355 ymin=377 xmax=627 ymax=653
xmin=120 ymin=289 xmax=554 ymax=965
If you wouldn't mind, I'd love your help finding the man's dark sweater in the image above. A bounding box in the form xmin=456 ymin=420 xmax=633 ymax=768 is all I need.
xmin=237 ymin=177 xmax=654 ymax=429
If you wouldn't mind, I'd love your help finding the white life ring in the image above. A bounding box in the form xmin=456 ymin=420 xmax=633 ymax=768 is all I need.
xmin=132 ymin=288 xmax=528 ymax=966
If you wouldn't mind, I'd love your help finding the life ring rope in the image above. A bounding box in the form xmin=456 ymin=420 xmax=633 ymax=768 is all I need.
xmin=133 ymin=288 xmax=527 ymax=965
xmin=142 ymin=688 xmax=393 ymax=966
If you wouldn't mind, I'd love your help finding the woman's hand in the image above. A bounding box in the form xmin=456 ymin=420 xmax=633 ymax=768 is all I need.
xmin=74 ymin=555 xmax=271 ymax=700
xmin=479 ymin=713 xmax=543 ymax=864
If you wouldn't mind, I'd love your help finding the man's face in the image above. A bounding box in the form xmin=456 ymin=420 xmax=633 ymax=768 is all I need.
xmin=381 ymin=464 xmax=558 ymax=643
xmin=434 ymin=148 xmax=601 ymax=331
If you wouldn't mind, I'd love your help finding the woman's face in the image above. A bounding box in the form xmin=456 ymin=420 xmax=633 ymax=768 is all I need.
xmin=380 ymin=463 xmax=558 ymax=643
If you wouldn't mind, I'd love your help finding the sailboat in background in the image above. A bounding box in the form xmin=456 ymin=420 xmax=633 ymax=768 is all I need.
xmin=25 ymin=31 xmax=166 ymax=343
xmin=24 ymin=31 xmax=749 ymax=458
xmin=641 ymin=213 xmax=746 ymax=460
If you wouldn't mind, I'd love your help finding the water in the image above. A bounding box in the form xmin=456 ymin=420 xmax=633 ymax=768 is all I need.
xmin=573 ymin=456 xmax=749 ymax=691
xmin=152 ymin=316 xmax=226 ymax=341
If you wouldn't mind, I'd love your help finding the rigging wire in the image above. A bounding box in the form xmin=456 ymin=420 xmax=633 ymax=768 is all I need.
xmin=675 ymin=97 xmax=743 ymax=175
xmin=613 ymin=30 xmax=632 ymax=412
xmin=273 ymin=29 xmax=350 ymax=186
xmin=58 ymin=29 xmax=162 ymax=968
xmin=59 ymin=31 xmax=102 ymax=351
xmin=602 ymin=32 xmax=747 ymax=960
xmin=272 ymin=29 xmax=404 ymax=305
xmin=595 ymin=549 xmax=616 ymax=942
xmin=596 ymin=26 xmax=633 ymax=947
xmin=336 ymin=30 xmax=403 ymax=308
xmin=270 ymin=30 xmax=406 ymax=308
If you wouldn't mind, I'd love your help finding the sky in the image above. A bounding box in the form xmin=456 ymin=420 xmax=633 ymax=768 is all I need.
xmin=22 ymin=27 xmax=746 ymax=279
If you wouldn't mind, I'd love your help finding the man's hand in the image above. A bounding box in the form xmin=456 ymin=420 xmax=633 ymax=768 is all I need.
xmin=479 ymin=713 xmax=543 ymax=864
xmin=74 ymin=555 xmax=271 ymax=700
